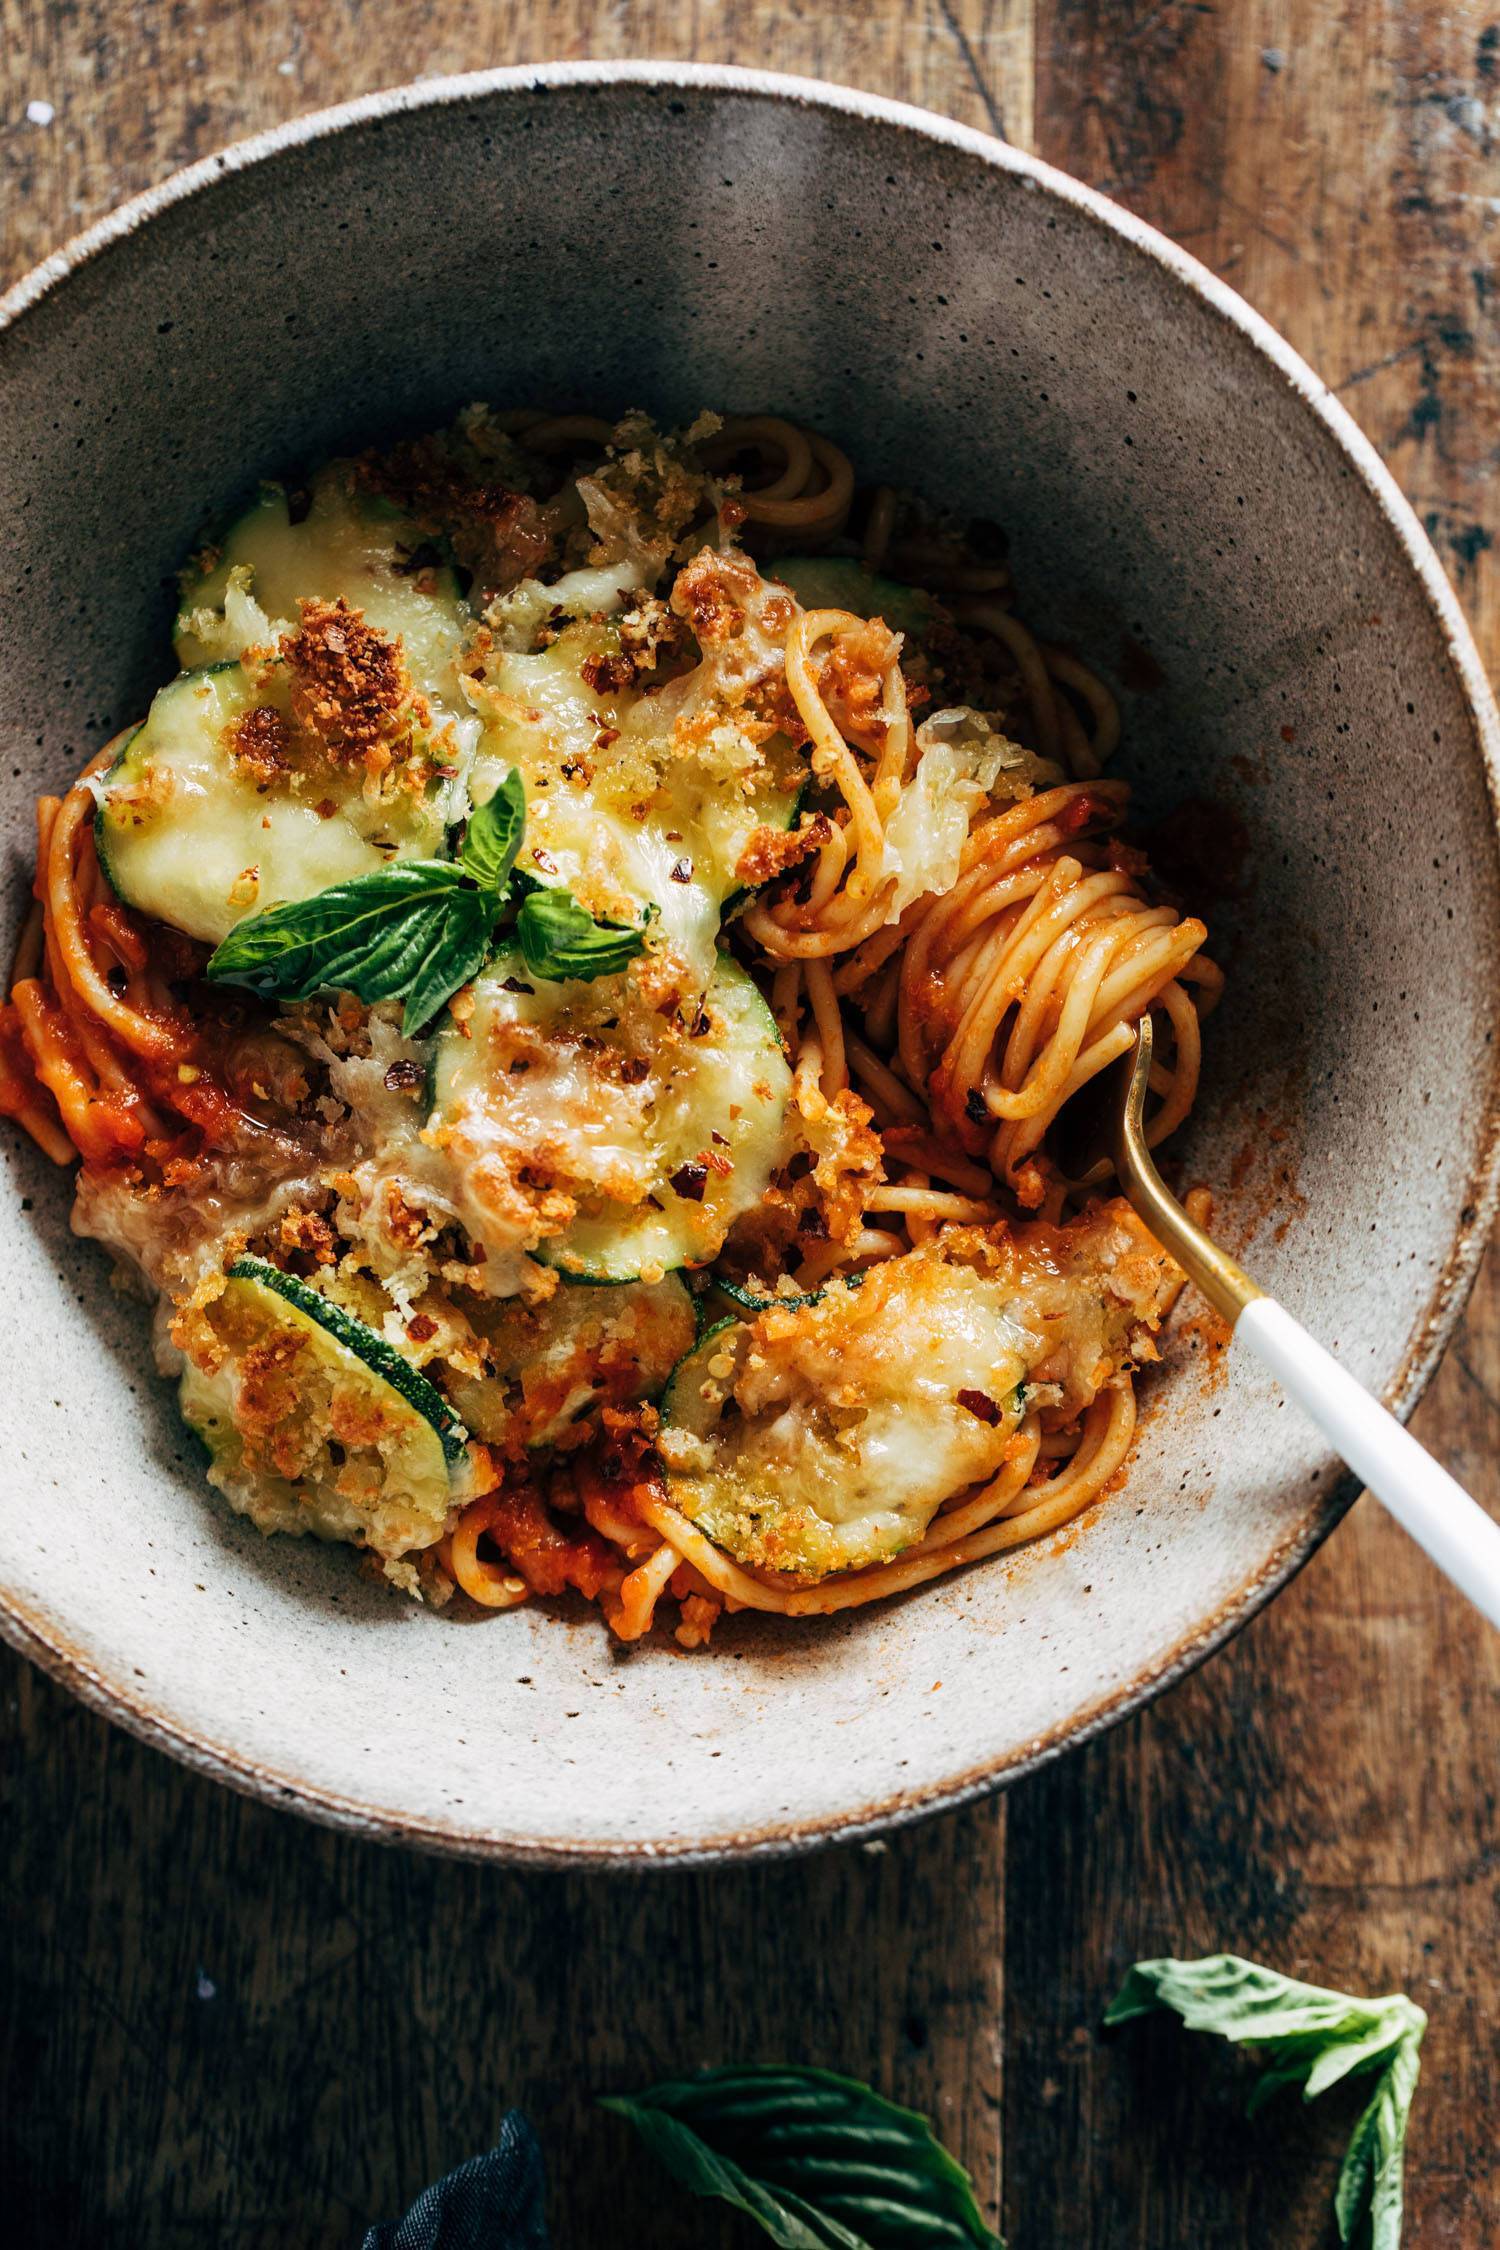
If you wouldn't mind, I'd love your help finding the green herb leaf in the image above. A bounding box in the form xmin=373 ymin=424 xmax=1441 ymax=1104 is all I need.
xmin=1336 ymin=2035 xmax=1421 ymax=2250
xmin=601 ymin=2066 xmax=1003 ymax=2249
xmin=1106 ymin=1955 xmax=1426 ymax=2249
xmin=205 ymin=862 xmax=462 ymax=1002
xmin=400 ymin=886 xmax=496 ymax=1035
xmin=516 ymin=884 xmax=647 ymax=981
xmin=461 ymin=770 xmax=525 ymax=892
xmin=204 ymin=858 xmax=505 ymax=1031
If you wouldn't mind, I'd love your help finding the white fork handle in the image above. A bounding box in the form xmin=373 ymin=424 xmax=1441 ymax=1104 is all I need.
xmin=1235 ymin=1297 xmax=1500 ymax=1628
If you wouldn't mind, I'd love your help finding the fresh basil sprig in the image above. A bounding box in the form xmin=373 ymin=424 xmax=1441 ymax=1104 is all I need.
xmin=601 ymin=2065 xmax=1002 ymax=2249
xmin=1106 ymin=1955 xmax=1426 ymax=2249
xmin=203 ymin=860 xmax=487 ymax=1035
xmin=205 ymin=773 xmax=526 ymax=1033
xmin=204 ymin=771 xmax=631 ymax=1028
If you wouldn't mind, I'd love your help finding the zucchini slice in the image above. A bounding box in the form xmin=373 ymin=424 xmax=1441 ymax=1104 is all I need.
xmin=443 ymin=1273 xmax=696 ymax=1451
xmin=712 ymin=1274 xmax=863 ymax=1314
xmin=431 ymin=950 xmax=792 ymax=1283
xmin=174 ymin=464 xmax=476 ymax=728
xmin=657 ymin=1243 xmax=1032 ymax=1578
xmin=467 ymin=565 xmax=803 ymax=986
xmin=769 ymin=555 xmax=937 ymax=638
xmin=94 ymin=663 xmax=451 ymax=945
xmin=178 ymin=1256 xmax=465 ymax=1560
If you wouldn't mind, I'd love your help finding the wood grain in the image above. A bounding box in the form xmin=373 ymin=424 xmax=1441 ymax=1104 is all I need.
xmin=0 ymin=5 xmax=1496 ymax=2246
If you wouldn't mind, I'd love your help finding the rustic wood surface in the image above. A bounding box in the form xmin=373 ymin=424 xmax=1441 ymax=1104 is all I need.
xmin=1 ymin=5 xmax=1497 ymax=2245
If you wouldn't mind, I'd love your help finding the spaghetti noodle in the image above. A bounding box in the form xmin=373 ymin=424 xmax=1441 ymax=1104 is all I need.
xmin=3 ymin=407 xmax=1218 ymax=1647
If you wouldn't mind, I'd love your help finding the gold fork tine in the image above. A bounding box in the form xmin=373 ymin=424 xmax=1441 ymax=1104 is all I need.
xmin=1111 ymin=1016 xmax=1263 ymax=1328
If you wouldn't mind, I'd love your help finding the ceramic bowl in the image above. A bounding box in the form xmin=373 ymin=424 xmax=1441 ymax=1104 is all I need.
xmin=2 ymin=65 xmax=1497 ymax=1866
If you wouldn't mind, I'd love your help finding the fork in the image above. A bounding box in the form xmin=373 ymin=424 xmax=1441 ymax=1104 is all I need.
xmin=1112 ymin=1017 xmax=1500 ymax=1628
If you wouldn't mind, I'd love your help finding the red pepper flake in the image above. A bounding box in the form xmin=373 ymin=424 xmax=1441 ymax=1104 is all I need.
xmin=669 ymin=1162 xmax=708 ymax=1202
xmin=384 ymin=1059 xmax=425 ymax=1093
xmin=786 ymin=1149 xmax=816 ymax=1180
xmin=530 ymin=849 xmax=558 ymax=875
xmin=501 ymin=976 xmax=535 ymax=994
xmin=688 ymin=1009 xmax=711 ymax=1037
xmin=406 ymin=1312 xmax=438 ymax=1344
xmin=670 ymin=858 xmax=693 ymax=883
xmin=957 ymin=1388 xmax=1002 ymax=1425
xmin=711 ymin=1130 xmax=729 ymax=1147
xmin=619 ymin=1055 xmax=650 ymax=1085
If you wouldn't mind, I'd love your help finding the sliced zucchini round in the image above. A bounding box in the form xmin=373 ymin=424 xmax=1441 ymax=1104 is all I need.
xmin=768 ymin=555 xmax=937 ymax=638
xmin=228 ymin=1257 xmax=467 ymax=1457
xmin=658 ymin=1314 xmax=741 ymax=1426
xmin=174 ymin=465 xmax=476 ymax=726
xmin=178 ymin=1256 xmax=465 ymax=1560
xmin=657 ymin=1245 xmax=1032 ymax=1579
xmin=94 ymin=663 xmax=450 ymax=945
xmin=431 ymin=950 xmax=792 ymax=1283
xmin=444 ymin=1272 xmax=696 ymax=1451
xmin=711 ymin=1274 xmax=864 ymax=1315
xmin=467 ymin=564 xmax=803 ymax=987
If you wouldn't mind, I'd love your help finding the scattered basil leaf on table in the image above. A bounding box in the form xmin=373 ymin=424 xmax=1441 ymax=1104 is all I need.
xmin=601 ymin=2064 xmax=1003 ymax=2249
xmin=1106 ymin=1954 xmax=1426 ymax=2249
xmin=515 ymin=884 xmax=648 ymax=982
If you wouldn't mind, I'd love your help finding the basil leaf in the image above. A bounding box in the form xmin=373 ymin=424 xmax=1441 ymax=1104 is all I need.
xmin=1336 ymin=2037 xmax=1421 ymax=2250
xmin=314 ymin=895 xmax=453 ymax=1001
xmin=516 ymin=885 xmax=647 ymax=981
xmin=205 ymin=862 xmax=462 ymax=1002
xmin=462 ymin=770 xmax=525 ymax=892
xmin=401 ymin=886 xmax=497 ymax=1035
xmin=1106 ymin=1956 xmax=1426 ymax=2249
xmin=601 ymin=2066 xmax=1002 ymax=2250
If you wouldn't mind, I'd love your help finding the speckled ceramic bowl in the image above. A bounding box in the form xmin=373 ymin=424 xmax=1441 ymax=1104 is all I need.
xmin=1 ymin=64 xmax=1497 ymax=1866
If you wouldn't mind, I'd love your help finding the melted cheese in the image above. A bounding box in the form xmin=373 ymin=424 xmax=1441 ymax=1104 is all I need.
xmin=433 ymin=951 xmax=792 ymax=1280
xmin=661 ymin=1249 xmax=1033 ymax=1576
xmin=466 ymin=562 xmax=802 ymax=988
xmin=661 ymin=1203 xmax=1182 ymax=1580
xmin=96 ymin=665 xmax=453 ymax=945
xmin=175 ymin=464 xmax=480 ymax=763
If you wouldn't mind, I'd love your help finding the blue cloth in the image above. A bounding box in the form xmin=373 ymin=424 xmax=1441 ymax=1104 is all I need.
xmin=362 ymin=2113 xmax=549 ymax=2248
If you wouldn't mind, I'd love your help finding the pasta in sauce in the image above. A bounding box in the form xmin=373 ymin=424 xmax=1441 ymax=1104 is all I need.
xmin=0 ymin=407 xmax=1220 ymax=1647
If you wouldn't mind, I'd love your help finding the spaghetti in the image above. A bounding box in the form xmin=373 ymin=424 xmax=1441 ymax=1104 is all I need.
xmin=2 ymin=407 xmax=1218 ymax=1648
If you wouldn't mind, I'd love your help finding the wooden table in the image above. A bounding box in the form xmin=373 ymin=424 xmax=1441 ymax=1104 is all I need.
xmin=2 ymin=7 xmax=1496 ymax=2244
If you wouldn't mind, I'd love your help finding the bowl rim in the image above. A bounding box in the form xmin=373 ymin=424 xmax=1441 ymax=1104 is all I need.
xmin=3 ymin=59 xmax=1499 ymax=1869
